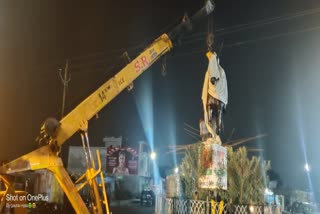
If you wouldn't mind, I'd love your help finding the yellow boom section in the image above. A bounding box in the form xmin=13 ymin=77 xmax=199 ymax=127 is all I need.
xmin=55 ymin=34 xmax=172 ymax=146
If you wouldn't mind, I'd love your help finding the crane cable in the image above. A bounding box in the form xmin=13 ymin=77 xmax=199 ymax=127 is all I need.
xmin=207 ymin=10 xmax=214 ymax=52
xmin=23 ymin=6 xmax=320 ymax=78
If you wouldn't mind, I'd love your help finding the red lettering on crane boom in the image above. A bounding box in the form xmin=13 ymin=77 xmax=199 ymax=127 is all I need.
xmin=134 ymin=61 xmax=141 ymax=73
xmin=134 ymin=55 xmax=150 ymax=73
xmin=141 ymin=56 xmax=149 ymax=67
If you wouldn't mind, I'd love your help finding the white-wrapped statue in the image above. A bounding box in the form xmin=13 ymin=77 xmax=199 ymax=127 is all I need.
xmin=201 ymin=51 xmax=228 ymax=143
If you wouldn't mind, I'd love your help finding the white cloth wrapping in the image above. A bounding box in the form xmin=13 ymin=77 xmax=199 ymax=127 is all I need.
xmin=201 ymin=52 xmax=228 ymax=138
xmin=207 ymin=54 xmax=228 ymax=105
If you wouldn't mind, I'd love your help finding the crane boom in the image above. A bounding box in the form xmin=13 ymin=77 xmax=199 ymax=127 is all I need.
xmin=43 ymin=0 xmax=215 ymax=147
xmin=56 ymin=34 xmax=172 ymax=146
xmin=0 ymin=1 xmax=215 ymax=213
xmin=0 ymin=0 xmax=215 ymax=174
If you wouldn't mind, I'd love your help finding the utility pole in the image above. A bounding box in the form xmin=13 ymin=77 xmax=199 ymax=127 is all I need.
xmin=59 ymin=60 xmax=71 ymax=119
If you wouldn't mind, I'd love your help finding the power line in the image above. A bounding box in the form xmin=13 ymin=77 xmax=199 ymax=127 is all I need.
xmin=68 ymin=5 xmax=320 ymax=64
xmin=68 ymin=58 xmax=114 ymax=70
xmin=68 ymin=5 xmax=319 ymax=67
xmin=113 ymin=6 xmax=320 ymax=57
xmin=224 ymin=25 xmax=320 ymax=48
xmin=183 ymin=6 xmax=320 ymax=40
xmin=218 ymin=7 xmax=320 ymax=36
xmin=66 ymin=15 xmax=183 ymax=64
xmin=67 ymin=49 xmax=142 ymax=74
xmin=67 ymin=43 xmax=145 ymax=63
xmin=29 ymin=22 xmax=320 ymax=80
xmin=169 ymin=24 xmax=320 ymax=58
xmin=23 ymin=49 xmax=134 ymax=81
xmin=21 ymin=6 xmax=320 ymax=79
xmin=52 ymin=63 xmax=118 ymax=118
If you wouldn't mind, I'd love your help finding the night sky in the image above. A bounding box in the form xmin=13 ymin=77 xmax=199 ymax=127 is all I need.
xmin=1 ymin=0 xmax=320 ymax=199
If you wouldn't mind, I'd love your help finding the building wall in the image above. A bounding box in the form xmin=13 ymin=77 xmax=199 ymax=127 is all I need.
xmin=67 ymin=146 xmax=106 ymax=174
xmin=103 ymin=136 xmax=122 ymax=148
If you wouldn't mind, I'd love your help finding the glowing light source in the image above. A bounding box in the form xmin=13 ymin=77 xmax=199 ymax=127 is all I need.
xmin=174 ymin=167 xmax=179 ymax=174
xmin=265 ymin=188 xmax=272 ymax=194
xmin=304 ymin=163 xmax=310 ymax=172
xmin=150 ymin=151 xmax=156 ymax=160
xmin=249 ymin=205 xmax=254 ymax=213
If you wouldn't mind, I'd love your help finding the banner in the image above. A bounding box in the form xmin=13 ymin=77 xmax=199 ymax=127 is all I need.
xmin=166 ymin=175 xmax=182 ymax=198
xmin=199 ymin=144 xmax=227 ymax=190
xmin=106 ymin=146 xmax=138 ymax=175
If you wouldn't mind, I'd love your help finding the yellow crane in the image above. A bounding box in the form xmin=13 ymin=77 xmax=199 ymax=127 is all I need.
xmin=0 ymin=1 xmax=215 ymax=213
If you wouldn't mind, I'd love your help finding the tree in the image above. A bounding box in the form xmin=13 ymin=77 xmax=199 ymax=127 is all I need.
xmin=227 ymin=147 xmax=270 ymax=204
xmin=180 ymin=142 xmax=208 ymax=199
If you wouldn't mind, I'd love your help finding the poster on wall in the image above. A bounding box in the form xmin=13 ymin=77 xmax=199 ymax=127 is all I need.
xmin=166 ymin=174 xmax=182 ymax=198
xmin=106 ymin=146 xmax=138 ymax=175
xmin=199 ymin=143 xmax=227 ymax=190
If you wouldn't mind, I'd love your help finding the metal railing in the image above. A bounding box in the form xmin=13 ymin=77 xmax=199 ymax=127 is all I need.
xmin=164 ymin=198 xmax=282 ymax=214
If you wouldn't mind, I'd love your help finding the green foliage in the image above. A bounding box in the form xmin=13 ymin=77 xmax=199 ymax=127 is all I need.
xmin=226 ymin=147 xmax=270 ymax=205
xmin=180 ymin=143 xmax=208 ymax=200
xmin=214 ymin=161 xmax=227 ymax=189
xmin=180 ymin=143 xmax=225 ymax=200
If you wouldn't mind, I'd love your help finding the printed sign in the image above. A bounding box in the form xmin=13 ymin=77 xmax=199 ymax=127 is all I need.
xmin=106 ymin=146 xmax=138 ymax=175
xmin=199 ymin=144 xmax=227 ymax=190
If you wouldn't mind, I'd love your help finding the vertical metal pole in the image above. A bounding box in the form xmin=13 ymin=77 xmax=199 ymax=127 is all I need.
xmin=96 ymin=150 xmax=110 ymax=214
xmin=80 ymin=132 xmax=91 ymax=169
xmin=60 ymin=60 xmax=70 ymax=119
xmin=206 ymin=197 xmax=210 ymax=214
xmin=84 ymin=131 xmax=96 ymax=169
xmin=80 ymin=130 xmax=103 ymax=214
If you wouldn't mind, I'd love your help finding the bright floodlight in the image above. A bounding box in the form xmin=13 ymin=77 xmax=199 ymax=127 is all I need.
xmin=249 ymin=205 xmax=254 ymax=213
xmin=174 ymin=167 xmax=179 ymax=174
xmin=265 ymin=188 xmax=272 ymax=194
xmin=150 ymin=151 xmax=156 ymax=160
xmin=304 ymin=163 xmax=310 ymax=172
